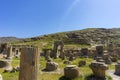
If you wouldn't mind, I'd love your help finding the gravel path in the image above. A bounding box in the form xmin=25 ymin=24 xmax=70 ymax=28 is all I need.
xmin=107 ymin=70 xmax=120 ymax=80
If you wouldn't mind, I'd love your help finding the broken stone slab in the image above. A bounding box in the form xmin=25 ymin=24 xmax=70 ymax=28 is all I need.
xmin=103 ymin=54 xmax=112 ymax=64
xmin=89 ymin=62 xmax=108 ymax=78
xmin=64 ymin=65 xmax=80 ymax=79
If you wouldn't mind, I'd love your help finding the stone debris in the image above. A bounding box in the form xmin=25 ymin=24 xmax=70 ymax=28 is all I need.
xmin=46 ymin=62 xmax=58 ymax=71
xmin=64 ymin=65 xmax=80 ymax=79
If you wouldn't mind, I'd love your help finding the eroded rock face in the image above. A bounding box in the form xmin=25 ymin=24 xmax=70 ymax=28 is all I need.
xmin=89 ymin=62 xmax=108 ymax=78
xmin=115 ymin=63 xmax=120 ymax=75
xmin=46 ymin=62 xmax=58 ymax=71
xmin=64 ymin=65 xmax=80 ymax=79
xmin=0 ymin=74 xmax=2 ymax=80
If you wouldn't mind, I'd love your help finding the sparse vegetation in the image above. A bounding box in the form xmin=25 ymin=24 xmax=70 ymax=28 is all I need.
xmin=0 ymin=57 xmax=113 ymax=80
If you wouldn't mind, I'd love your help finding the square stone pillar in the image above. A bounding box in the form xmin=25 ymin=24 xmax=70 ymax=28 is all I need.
xmin=96 ymin=46 xmax=103 ymax=57
xmin=19 ymin=47 xmax=40 ymax=80
xmin=7 ymin=46 xmax=13 ymax=59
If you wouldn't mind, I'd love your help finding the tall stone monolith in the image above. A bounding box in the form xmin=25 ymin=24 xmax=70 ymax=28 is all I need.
xmin=19 ymin=47 xmax=40 ymax=80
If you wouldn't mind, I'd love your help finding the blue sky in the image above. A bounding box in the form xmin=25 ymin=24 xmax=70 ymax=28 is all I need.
xmin=0 ymin=0 xmax=120 ymax=38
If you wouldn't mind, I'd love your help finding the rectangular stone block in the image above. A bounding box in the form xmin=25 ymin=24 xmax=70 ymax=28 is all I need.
xmin=19 ymin=47 xmax=40 ymax=80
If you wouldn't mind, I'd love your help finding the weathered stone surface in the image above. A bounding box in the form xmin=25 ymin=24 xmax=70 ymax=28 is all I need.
xmin=95 ymin=57 xmax=105 ymax=63
xmin=19 ymin=47 xmax=40 ymax=80
xmin=110 ymin=54 xmax=118 ymax=62
xmin=52 ymin=40 xmax=64 ymax=59
xmin=115 ymin=63 xmax=120 ymax=75
xmin=0 ymin=74 xmax=2 ymax=80
xmin=96 ymin=46 xmax=103 ymax=57
xmin=0 ymin=60 xmax=7 ymax=68
xmin=64 ymin=65 xmax=80 ymax=79
xmin=0 ymin=60 xmax=12 ymax=72
xmin=6 ymin=46 xmax=13 ymax=59
xmin=4 ymin=60 xmax=12 ymax=72
xmin=81 ymin=48 xmax=88 ymax=57
xmin=10 ymin=66 xmax=20 ymax=73
xmin=89 ymin=62 xmax=108 ymax=78
xmin=46 ymin=57 xmax=52 ymax=62
xmin=78 ymin=60 xmax=86 ymax=67
xmin=46 ymin=62 xmax=58 ymax=71
xmin=103 ymin=54 xmax=112 ymax=64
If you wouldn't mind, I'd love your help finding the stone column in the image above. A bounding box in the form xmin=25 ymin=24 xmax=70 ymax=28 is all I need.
xmin=96 ymin=46 xmax=103 ymax=57
xmin=64 ymin=65 xmax=80 ymax=79
xmin=0 ymin=60 xmax=12 ymax=72
xmin=103 ymin=54 xmax=112 ymax=64
xmin=115 ymin=63 xmax=120 ymax=75
xmin=7 ymin=46 xmax=13 ymax=59
xmin=89 ymin=62 xmax=108 ymax=78
xmin=19 ymin=47 xmax=40 ymax=80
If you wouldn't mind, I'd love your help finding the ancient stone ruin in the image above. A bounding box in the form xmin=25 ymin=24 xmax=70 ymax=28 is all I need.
xmin=43 ymin=49 xmax=51 ymax=60
xmin=19 ymin=47 xmax=40 ymax=80
xmin=52 ymin=40 xmax=64 ymax=59
xmin=89 ymin=62 xmax=108 ymax=79
xmin=96 ymin=45 xmax=103 ymax=57
xmin=103 ymin=54 xmax=112 ymax=64
xmin=80 ymin=48 xmax=88 ymax=57
xmin=0 ymin=60 xmax=12 ymax=72
xmin=6 ymin=46 xmax=13 ymax=59
xmin=95 ymin=57 xmax=104 ymax=63
xmin=64 ymin=65 xmax=80 ymax=79
xmin=45 ymin=62 xmax=58 ymax=71
xmin=115 ymin=62 xmax=120 ymax=75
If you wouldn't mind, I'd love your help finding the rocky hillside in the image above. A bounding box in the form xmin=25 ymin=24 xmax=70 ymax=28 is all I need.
xmin=1 ymin=28 xmax=120 ymax=45
xmin=0 ymin=37 xmax=21 ymax=44
xmin=23 ymin=28 xmax=120 ymax=45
